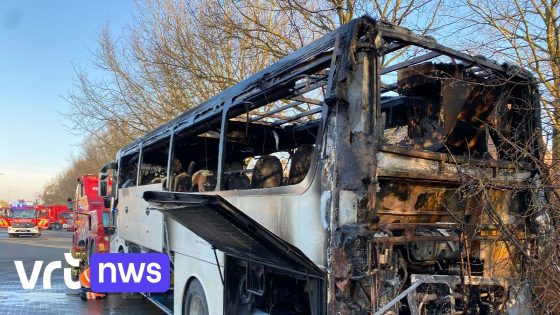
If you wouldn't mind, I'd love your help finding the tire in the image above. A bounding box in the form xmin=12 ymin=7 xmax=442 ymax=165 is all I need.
xmin=55 ymin=223 xmax=61 ymax=230
xmin=184 ymin=279 xmax=209 ymax=315
xmin=33 ymin=233 xmax=39 ymax=238
xmin=9 ymin=234 xmax=16 ymax=238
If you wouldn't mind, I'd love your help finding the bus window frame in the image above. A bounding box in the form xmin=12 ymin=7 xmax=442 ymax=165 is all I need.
xmin=116 ymin=82 xmax=331 ymax=198
xmin=137 ymin=133 xmax=173 ymax=187
xmin=215 ymin=96 xmax=328 ymax=197
xmin=136 ymin=142 xmax=143 ymax=187
xmin=165 ymin=126 xmax=176 ymax=191
xmin=117 ymin=150 xmax=139 ymax=189
xmin=120 ymin=103 xmax=326 ymax=197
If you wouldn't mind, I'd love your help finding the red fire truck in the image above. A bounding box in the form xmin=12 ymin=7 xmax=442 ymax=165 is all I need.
xmin=71 ymin=175 xmax=114 ymax=276
xmin=35 ymin=205 xmax=51 ymax=229
xmin=0 ymin=208 xmax=9 ymax=228
xmin=46 ymin=204 xmax=74 ymax=231
xmin=7 ymin=201 xmax=41 ymax=237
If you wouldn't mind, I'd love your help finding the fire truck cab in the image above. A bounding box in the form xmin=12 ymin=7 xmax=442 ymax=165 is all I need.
xmin=46 ymin=204 xmax=73 ymax=231
xmin=8 ymin=201 xmax=40 ymax=238
xmin=35 ymin=205 xmax=51 ymax=230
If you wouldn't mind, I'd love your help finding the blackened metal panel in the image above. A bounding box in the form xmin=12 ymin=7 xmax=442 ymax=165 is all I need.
xmin=143 ymin=191 xmax=325 ymax=278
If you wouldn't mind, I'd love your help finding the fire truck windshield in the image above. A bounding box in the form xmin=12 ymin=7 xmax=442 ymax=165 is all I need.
xmin=57 ymin=212 xmax=72 ymax=219
xmin=10 ymin=209 xmax=36 ymax=219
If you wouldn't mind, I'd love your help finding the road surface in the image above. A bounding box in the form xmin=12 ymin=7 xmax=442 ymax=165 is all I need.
xmin=0 ymin=229 xmax=164 ymax=315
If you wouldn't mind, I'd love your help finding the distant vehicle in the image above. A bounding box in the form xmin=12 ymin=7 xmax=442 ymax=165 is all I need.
xmin=35 ymin=205 xmax=50 ymax=229
xmin=45 ymin=204 xmax=73 ymax=231
xmin=57 ymin=210 xmax=74 ymax=231
xmin=0 ymin=208 xmax=10 ymax=228
xmin=66 ymin=215 xmax=75 ymax=232
xmin=8 ymin=202 xmax=40 ymax=238
xmin=70 ymin=175 xmax=114 ymax=278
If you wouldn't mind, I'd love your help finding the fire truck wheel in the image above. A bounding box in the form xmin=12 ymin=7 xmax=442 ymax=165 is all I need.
xmin=183 ymin=278 xmax=208 ymax=315
xmin=55 ymin=223 xmax=61 ymax=230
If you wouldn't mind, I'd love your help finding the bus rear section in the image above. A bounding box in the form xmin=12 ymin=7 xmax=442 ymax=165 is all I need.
xmin=102 ymin=17 xmax=547 ymax=315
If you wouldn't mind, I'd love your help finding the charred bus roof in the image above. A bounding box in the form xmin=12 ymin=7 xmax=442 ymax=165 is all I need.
xmin=116 ymin=16 xmax=537 ymax=158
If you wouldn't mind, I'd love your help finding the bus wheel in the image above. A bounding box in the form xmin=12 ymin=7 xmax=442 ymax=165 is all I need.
xmin=184 ymin=279 xmax=208 ymax=315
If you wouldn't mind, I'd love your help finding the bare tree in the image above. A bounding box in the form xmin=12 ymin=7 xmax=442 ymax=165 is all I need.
xmin=65 ymin=0 xmax=282 ymax=141
xmin=54 ymin=0 xmax=448 ymax=205
xmin=206 ymin=0 xmax=443 ymax=61
xmin=55 ymin=0 xmax=447 ymax=207
xmin=64 ymin=0 xmax=445 ymax=140
xmin=462 ymin=0 xmax=559 ymax=161
xmin=40 ymin=131 xmax=118 ymax=204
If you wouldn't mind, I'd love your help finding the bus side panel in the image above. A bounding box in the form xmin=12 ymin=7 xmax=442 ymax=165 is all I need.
xmin=235 ymin=197 xmax=326 ymax=267
xmin=219 ymin=166 xmax=327 ymax=269
xmin=174 ymin=252 xmax=224 ymax=315
xmin=117 ymin=184 xmax=164 ymax=251
xmin=167 ymin=218 xmax=224 ymax=265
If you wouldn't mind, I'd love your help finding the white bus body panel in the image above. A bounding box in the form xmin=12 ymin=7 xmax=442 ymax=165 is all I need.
xmin=217 ymin=171 xmax=327 ymax=269
xmin=168 ymin=215 xmax=226 ymax=314
xmin=120 ymin=166 xmax=325 ymax=314
xmin=117 ymin=184 xmax=165 ymax=252
xmin=110 ymin=234 xmax=129 ymax=253
xmin=173 ymin=252 xmax=224 ymax=315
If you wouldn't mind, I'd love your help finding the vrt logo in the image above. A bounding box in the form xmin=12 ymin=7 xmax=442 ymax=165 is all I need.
xmin=14 ymin=253 xmax=170 ymax=292
xmin=14 ymin=253 xmax=81 ymax=290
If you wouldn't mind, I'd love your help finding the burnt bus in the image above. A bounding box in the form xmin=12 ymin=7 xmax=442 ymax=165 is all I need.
xmin=99 ymin=16 xmax=546 ymax=314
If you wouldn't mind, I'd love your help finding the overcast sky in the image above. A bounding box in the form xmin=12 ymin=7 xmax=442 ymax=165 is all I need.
xmin=0 ymin=1 xmax=135 ymax=202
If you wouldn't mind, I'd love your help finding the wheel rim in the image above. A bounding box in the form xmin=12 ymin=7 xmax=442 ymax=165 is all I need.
xmin=189 ymin=295 xmax=205 ymax=315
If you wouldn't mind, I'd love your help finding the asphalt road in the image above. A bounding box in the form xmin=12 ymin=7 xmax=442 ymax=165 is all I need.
xmin=0 ymin=229 xmax=164 ymax=315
